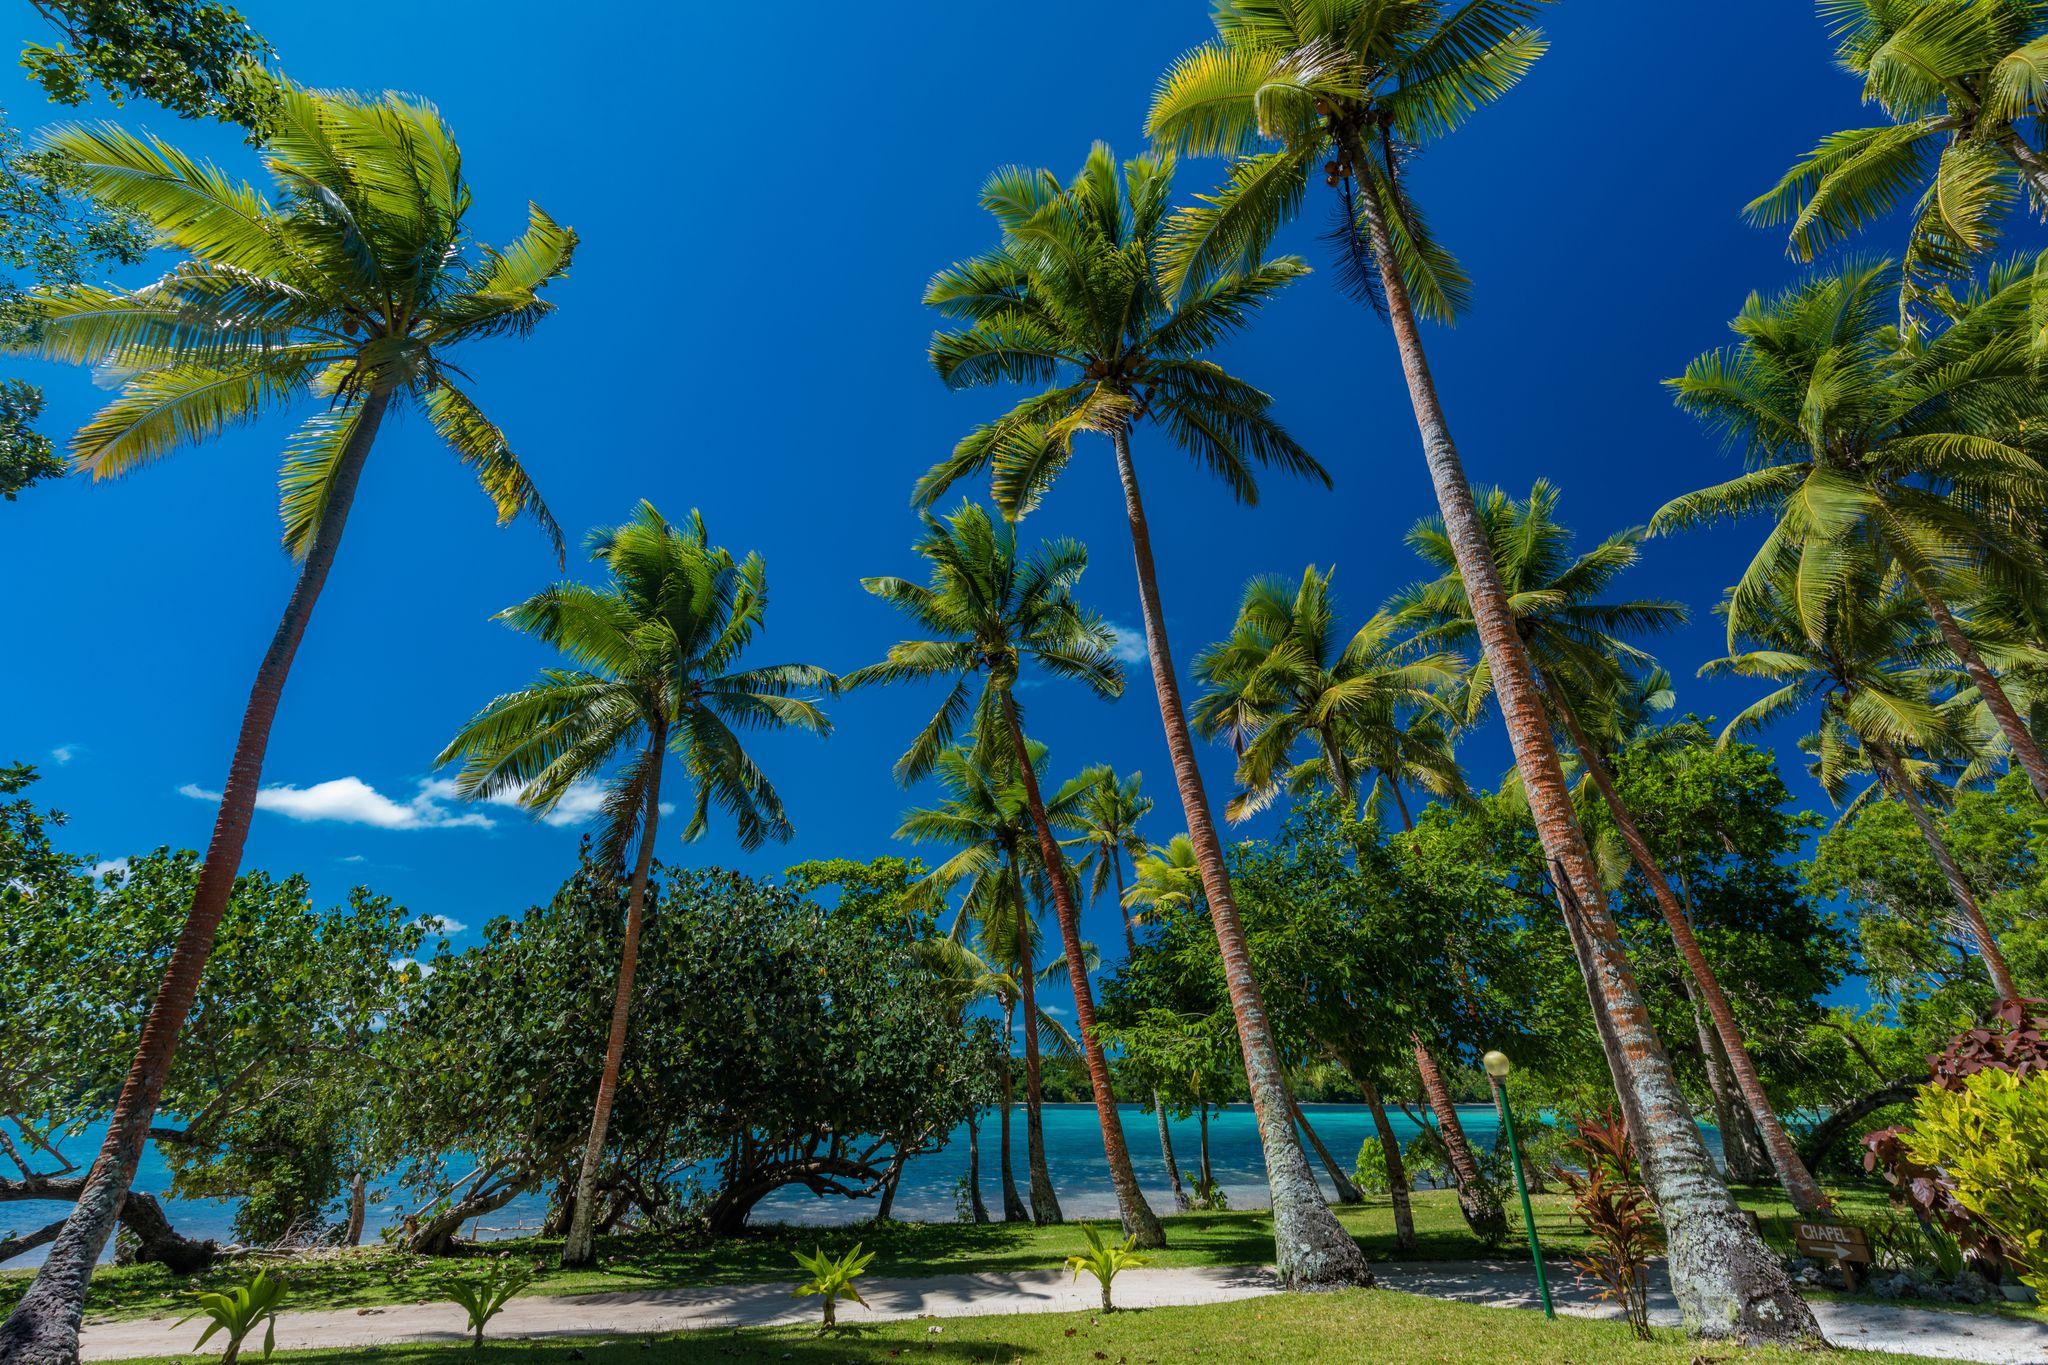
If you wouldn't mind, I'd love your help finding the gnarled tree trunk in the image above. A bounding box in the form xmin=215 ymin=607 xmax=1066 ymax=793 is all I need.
xmin=1347 ymin=142 xmax=1814 ymax=1343
xmin=0 ymin=388 xmax=392 ymax=1365
xmin=1110 ymin=424 xmax=1370 ymax=1288
xmin=1410 ymin=1039 xmax=1506 ymax=1241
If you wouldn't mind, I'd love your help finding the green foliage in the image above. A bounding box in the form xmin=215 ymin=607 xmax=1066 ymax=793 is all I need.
xmin=1552 ymin=1111 xmax=1658 ymax=1341
xmin=22 ymin=2 xmax=274 ymax=128
xmin=1187 ymin=1174 xmax=1231 ymax=1212
xmin=1064 ymin=1225 xmax=1149 ymax=1311
xmin=1350 ymin=1137 xmax=1391 ymax=1196
xmin=438 ymin=1259 xmax=536 ymax=1347
xmin=1901 ymin=1068 xmax=2048 ymax=1293
xmin=791 ymin=1243 xmax=875 ymax=1330
xmin=177 ymin=1267 xmax=285 ymax=1363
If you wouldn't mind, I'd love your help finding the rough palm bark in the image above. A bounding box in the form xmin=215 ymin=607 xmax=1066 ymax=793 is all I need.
xmin=1348 ymin=144 xmax=1815 ymax=1343
xmin=1869 ymin=740 xmax=2019 ymax=1002
xmin=1356 ymin=1078 xmax=1415 ymax=1250
xmin=0 ymin=389 xmax=392 ymax=1365
xmin=561 ymin=734 xmax=666 ymax=1268
xmin=1110 ymin=426 xmax=1371 ymax=1288
xmin=1155 ymin=1101 xmax=1187 ymax=1208
xmin=998 ymin=1000 xmax=1028 ymax=1222
xmin=965 ymin=1114 xmax=991 ymax=1224
xmin=1687 ymin=979 xmax=1769 ymax=1184
xmin=1547 ymin=687 xmax=1831 ymax=1214
xmin=1000 ymin=693 xmax=1164 ymax=1245
xmin=1410 ymin=1038 xmax=1506 ymax=1241
xmin=1009 ymin=866 xmax=1062 ymax=1225
xmin=1286 ymin=1088 xmax=1362 ymax=1205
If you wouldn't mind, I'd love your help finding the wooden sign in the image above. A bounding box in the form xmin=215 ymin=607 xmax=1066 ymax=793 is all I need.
xmin=1794 ymin=1221 xmax=1871 ymax=1290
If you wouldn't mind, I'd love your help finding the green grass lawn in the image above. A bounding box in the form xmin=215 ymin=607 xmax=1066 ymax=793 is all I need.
xmin=89 ymin=1286 xmax=1950 ymax=1365
xmin=0 ymin=1184 xmax=1908 ymax=1324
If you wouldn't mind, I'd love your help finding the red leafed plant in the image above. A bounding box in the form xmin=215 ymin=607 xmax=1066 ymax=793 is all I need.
xmin=1864 ymin=998 xmax=2048 ymax=1276
xmin=1551 ymin=1108 xmax=1660 ymax=1340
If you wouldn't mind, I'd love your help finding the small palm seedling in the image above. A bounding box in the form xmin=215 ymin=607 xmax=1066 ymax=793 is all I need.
xmin=792 ymin=1243 xmax=875 ymax=1331
xmin=178 ymin=1268 xmax=287 ymax=1364
xmin=440 ymin=1260 xmax=536 ymax=1348
xmin=1065 ymin=1225 xmax=1149 ymax=1313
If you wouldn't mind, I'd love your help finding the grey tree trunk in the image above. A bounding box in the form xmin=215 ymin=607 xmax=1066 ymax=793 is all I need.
xmin=343 ymin=1173 xmax=367 ymax=1247
xmin=1359 ymin=1077 xmax=1415 ymax=1251
xmin=998 ymin=1000 xmax=1028 ymax=1223
xmin=1155 ymin=1097 xmax=1187 ymax=1209
xmin=965 ymin=1113 xmax=991 ymax=1224
xmin=1287 ymin=1089 xmax=1362 ymax=1205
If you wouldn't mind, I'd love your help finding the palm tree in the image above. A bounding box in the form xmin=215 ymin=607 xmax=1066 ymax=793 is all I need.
xmin=1704 ymin=559 xmax=2019 ymax=1003
xmin=1398 ymin=481 xmax=1833 ymax=1214
xmin=919 ymin=143 xmax=1365 ymax=1286
xmin=1658 ymin=259 xmax=2048 ymax=805
xmin=1749 ymin=1 xmax=2048 ymax=316
xmin=1064 ymin=766 xmax=1154 ymax=958
xmin=0 ymin=78 xmax=577 ymax=1360
xmin=848 ymin=502 xmax=1164 ymax=1245
xmin=1149 ymin=4 xmax=1815 ymax=1338
xmin=899 ymin=741 xmax=1071 ymax=1223
xmin=439 ymin=503 xmax=831 ymax=1265
xmin=1190 ymin=564 xmax=1503 ymax=1237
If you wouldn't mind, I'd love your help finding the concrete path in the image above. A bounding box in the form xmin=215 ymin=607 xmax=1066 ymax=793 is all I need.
xmin=78 ymin=1260 xmax=2048 ymax=1363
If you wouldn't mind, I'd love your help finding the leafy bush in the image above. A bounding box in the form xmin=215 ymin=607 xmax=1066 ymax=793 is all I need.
xmin=1187 ymin=1175 xmax=1229 ymax=1210
xmin=1351 ymin=1137 xmax=1391 ymax=1195
xmin=792 ymin=1243 xmax=876 ymax=1330
xmin=177 ymin=1268 xmax=287 ymax=1364
xmin=1551 ymin=1110 xmax=1659 ymax=1340
xmin=439 ymin=1259 xmax=536 ymax=1347
xmin=1065 ymin=1225 xmax=1149 ymax=1312
xmin=1897 ymin=1068 xmax=2048 ymax=1295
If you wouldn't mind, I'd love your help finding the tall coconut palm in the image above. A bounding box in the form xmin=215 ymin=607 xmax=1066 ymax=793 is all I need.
xmin=0 ymin=78 xmax=577 ymax=1361
xmin=1704 ymin=559 xmax=2020 ymax=1003
xmin=1397 ymin=481 xmax=1834 ymax=1214
xmin=1750 ymin=0 xmax=2048 ymax=316
xmin=1150 ymin=3 xmax=1813 ymax=1337
xmin=899 ymin=741 xmax=1073 ymax=1223
xmin=1064 ymin=766 xmax=1154 ymax=958
xmin=439 ymin=503 xmax=831 ymax=1266
xmin=848 ymin=502 xmax=1164 ymax=1246
xmin=1658 ymin=259 xmax=2048 ymax=805
xmin=1190 ymin=564 xmax=1503 ymax=1237
xmin=919 ymin=144 xmax=1366 ymax=1286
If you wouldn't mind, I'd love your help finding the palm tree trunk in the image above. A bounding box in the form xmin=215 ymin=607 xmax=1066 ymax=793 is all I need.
xmin=1410 ymin=1038 xmax=1506 ymax=1241
xmin=1110 ymin=844 xmax=1138 ymax=960
xmin=1009 ymin=867 xmax=1062 ymax=1225
xmin=1347 ymin=143 xmax=1812 ymax=1343
xmin=1687 ymin=978 xmax=1769 ymax=1184
xmin=1359 ymin=1075 xmax=1415 ymax=1251
xmin=1906 ymin=567 xmax=2048 ymax=802
xmin=1155 ymin=1097 xmax=1186 ymax=1207
xmin=966 ymin=1113 xmax=991 ymax=1224
xmin=1546 ymin=684 xmax=1831 ymax=1215
xmin=999 ymin=1000 xmax=1027 ymax=1222
xmin=1109 ymin=423 xmax=1370 ymax=1288
xmin=0 ymin=388 xmax=394 ymax=1365
xmin=561 ymin=731 xmax=666 ymax=1268
xmin=1869 ymin=739 xmax=2019 ymax=1002
xmin=1285 ymin=1087 xmax=1362 ymax=1205
xmin=999 ymin=691 xmax=1162 ymax=1245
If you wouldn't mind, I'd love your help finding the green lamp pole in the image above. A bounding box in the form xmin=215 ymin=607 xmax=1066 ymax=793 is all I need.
xmin=1485 ymin=1048 xmax=1554 ymax=1319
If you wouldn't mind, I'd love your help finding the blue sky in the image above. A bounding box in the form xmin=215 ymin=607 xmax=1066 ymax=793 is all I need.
xmin=5 ymin=3 xmax=1888 ymax=1007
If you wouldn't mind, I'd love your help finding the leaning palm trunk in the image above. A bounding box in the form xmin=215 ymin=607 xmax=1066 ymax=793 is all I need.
xmin=1869 ymin=739 xmax=2019 ymax=1002
xmin=1286 ymin=1087 xmax=1361 ymax=1205
xmin=999 ymin=693 xmax=1163 ymax=1245
xmin=1155 ymin=1098 xmax=1187 ymax=1208
xmin=1546 ymin=688 xmax=1831 ymax=1215
xmin=1109 ymin=424 xmax=1371 ymax=1288
xmin=998 ymin=1000 xmax=1028 ymax=1222
xmin=1358 ymin=1076 xmax=1415 ymax=1251
xmin=1410 ymin=1039 xmax=1506 ymax=1241
xmin=965 ymin=1113 xmax=991 ymax=1223
xmin=1688 ymin=980 xmax=1769 ymax=1184
xmin=1010 ymin=879 xmax=1062 ymax=1224
xmin=561 ymin=740 xmax=665 ymax=1267
xmin=1349 ymin=150 xmax=1814 ymax=1342
xmin=1906 ymin=568 xmax=2048 ymax=803
xmin=0 ymin=390 xmax=391 ymax=1365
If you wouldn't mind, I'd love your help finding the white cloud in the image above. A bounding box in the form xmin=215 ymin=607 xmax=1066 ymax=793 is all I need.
xmin=417 ymin=777 xmax=611 ymax=828
xmin=91 ymin=858 xmax=129 ymax=884
xmin=1107 ymin=623 xmax=1148 ymax=664
xmin=179 ymin=777 xmax=496 ymax=831
xmin=339 ymin=854 xmax=367 ymax=864
xmin=389 ymin=956 xmax=435 ymax=978
xmin=50 ymin=745 xmax=78 ymax=765
xmin=412 ymin=914 xmax=466 ymax=936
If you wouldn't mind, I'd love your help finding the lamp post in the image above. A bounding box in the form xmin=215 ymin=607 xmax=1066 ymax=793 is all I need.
xmin=1484 ymin=1049 xmax=1554 ymax=1320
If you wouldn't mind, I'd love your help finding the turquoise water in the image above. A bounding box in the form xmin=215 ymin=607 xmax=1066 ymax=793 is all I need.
xmin=6 ymin=1104 xmax=1724 ymax=1264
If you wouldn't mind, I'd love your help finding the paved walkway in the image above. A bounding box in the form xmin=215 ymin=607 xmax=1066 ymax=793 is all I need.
xmin=77 ymin=1260 xmax=2048 ymax=1363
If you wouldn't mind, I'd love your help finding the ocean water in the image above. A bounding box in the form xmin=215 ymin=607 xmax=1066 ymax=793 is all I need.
xmin=5 ymin=1104 xmax=1724 ymax=1265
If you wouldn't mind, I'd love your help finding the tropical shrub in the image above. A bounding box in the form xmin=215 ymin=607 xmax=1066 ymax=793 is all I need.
xmin=1187 ymin=1175 xmax=1230 ymax=1211
xmin=1896 ymin=1068 xmax=2048 ymax=1295
xmin=1351 ymin=1137 xmax=1391 ymax=1195
xmin=1551 ymin=1110 xmax=1659 ymax=1340
xmin=792 ymin=1244 xmax=876 ymax=1330
xmin=1065 ymin=1226 xmax=1149 ymax=1312
xmin=439 ymin=1260 xmax=536 ymax=1348
xmin=177 ymin=1269 xmax=287 ymax=1364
